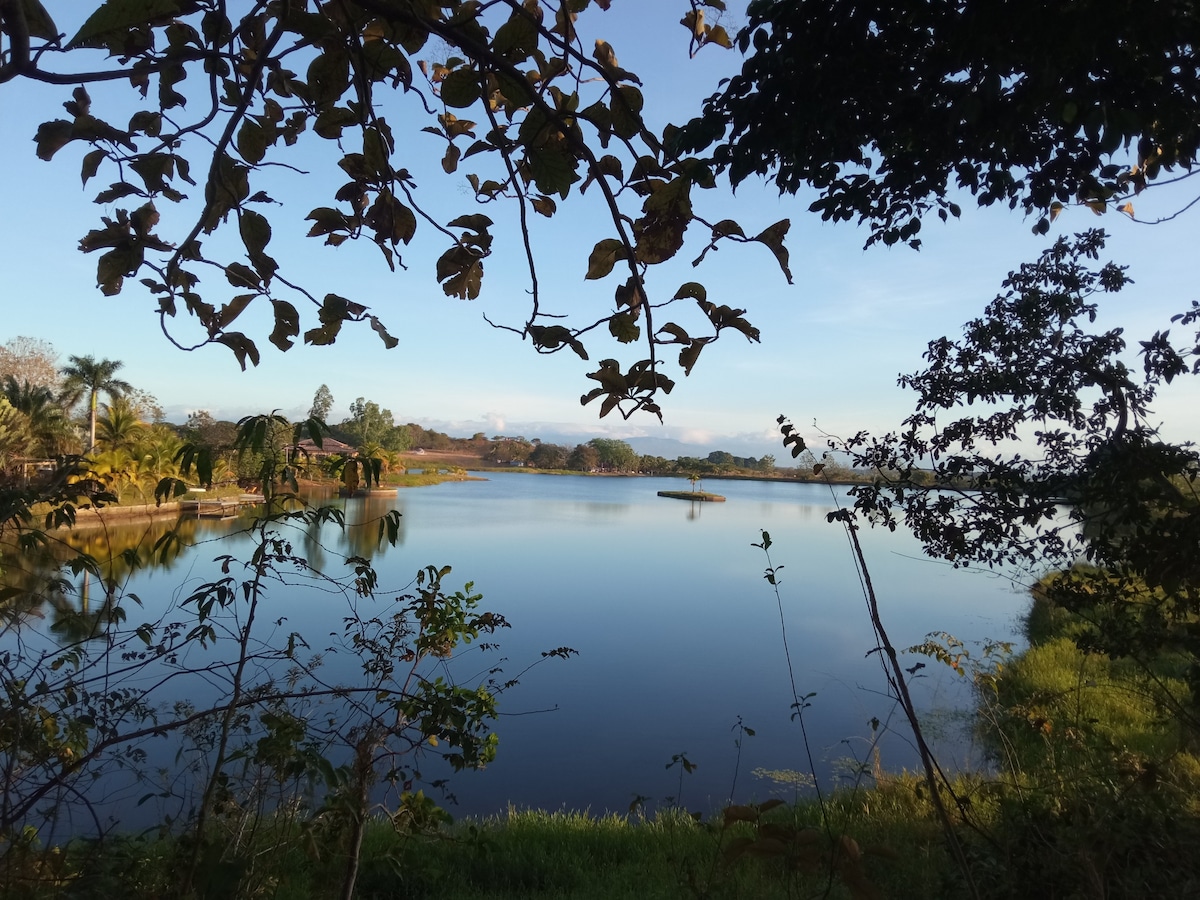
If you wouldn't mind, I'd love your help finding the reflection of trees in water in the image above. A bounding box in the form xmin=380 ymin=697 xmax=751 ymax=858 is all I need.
xmin=342 ymin=496 xmax=407 ymax=560
xmin=49 ymin=573 xmax=120 ymax=642
xmin=2 ymin=496 xmax=407 ymax=630
xmin=235 ymin=495 xmax=407 ymax=579
xmin=1 ymin=515 xmax=233 ymax=627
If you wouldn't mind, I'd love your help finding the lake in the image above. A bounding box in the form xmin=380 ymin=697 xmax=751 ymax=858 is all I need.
xmin=2 ymin=473 xmax=1029 ymax=827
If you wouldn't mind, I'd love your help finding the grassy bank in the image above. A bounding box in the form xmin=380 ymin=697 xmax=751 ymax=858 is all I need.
xmin=10 ymin=787 xmax=956 ymax=899
xmin=964 ymin=570 xmax=1200 ymax=898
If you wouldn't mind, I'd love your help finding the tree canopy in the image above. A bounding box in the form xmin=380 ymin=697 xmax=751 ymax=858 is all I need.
xmin=3 ymin=0 xmax=789 ymax=421
xmin=679 ymin=0 xmax=1200 ymax=248
xmin=0 ymin=336 xmax=60 ymax=392
xmin=307 ymin=383 xmax=334 ymax=422
xmin=780 ymin=230 xmax=1200 ymax=698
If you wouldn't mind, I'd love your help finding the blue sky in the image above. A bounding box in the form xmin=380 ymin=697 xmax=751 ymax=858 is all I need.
xmin=2 ymin=2 xmax=1197 ymax=458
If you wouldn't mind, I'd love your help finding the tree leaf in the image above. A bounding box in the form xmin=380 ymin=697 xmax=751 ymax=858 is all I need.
xmin=493 ymin=9 xmax=539 ymax=61
xmin=673 ymin=282 xmax=707 ymax=302
xmin=528 ymin=146 xmax=579 ymax=198
xmin=216 ymin=293 xmax=255 ymax=328
xmin=269 ymin=299 xmax=300 ymax=351
xmin=440 ymin=67 xmax=482 ymax=108
xmin=69 ymin=0 xmax=181 ymax=49
xmin=436 ymin=246 xmax=485 ymax=299
xmin=705 ymin=24 xmax=733 ymax=49
xmin=128 ymin=110 xmax=162 ymax=137
xmin=236 ymin=119 xmax=268 ymax=164
xmin=216 ymin=332 xmax=261 ymax=370
xmin=711 ymin=219 xmax=745 ymax=239
xmin=306 ymin=49 xmax=350 ymax=107
xmin=447 ymin=213 xmax=493 ymax=232
xmin=239 ymin=209 xmax=272 ymax=256
xmin=80 ymin=149 xmax=106 ymax=186
xmin=224 ymin=262 xmax=260 ymax=289
xmin=585 ymin=238 xmax=626 ymax=280
xmin=369 ymin=315 xmax=399 ymax=349
xmin=19 ymin=0 xmax=59 ymax=40
xmin=608 ymin=311 xmax=641 ymax=344
xmin=610 ymin=85 xmax=644 ymax=140
xmin=34 ymin=120 xmax=74 ymax=161
xmin=754 ymin=219 xmax=793 ymax=284
xmin=679 ymin=338 xmax=709 ymax=375
xmin=656 ymin=322 xmax=690 ymax=343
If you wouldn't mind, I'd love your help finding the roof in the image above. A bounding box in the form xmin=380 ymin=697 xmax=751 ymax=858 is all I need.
xmin=294 ymin=437 xmax=356 ymax=456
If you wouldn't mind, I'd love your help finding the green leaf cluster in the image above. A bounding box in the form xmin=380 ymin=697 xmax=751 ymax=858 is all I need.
xmin=7 ymin=0 xmax=783 ymax=420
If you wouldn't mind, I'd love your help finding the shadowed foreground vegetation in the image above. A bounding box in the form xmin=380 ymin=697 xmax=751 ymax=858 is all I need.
xmin=5 ymin=580 xmax=1199 ymax=900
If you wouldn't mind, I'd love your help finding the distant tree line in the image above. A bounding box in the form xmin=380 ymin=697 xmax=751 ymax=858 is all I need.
xmin=0 ymin=357 xmax=882 ymax=490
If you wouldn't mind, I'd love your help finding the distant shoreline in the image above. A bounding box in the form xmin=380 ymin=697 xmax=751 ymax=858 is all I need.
xmin=56 ymin=468 xmax=869 ymax=530
xmin=472 ymin=467 xmax=873 ymax=488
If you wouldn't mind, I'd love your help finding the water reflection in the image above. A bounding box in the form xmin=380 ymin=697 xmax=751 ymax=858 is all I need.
xmin=0 ymin=475 xmax=1028 ymax=821
xmin=1 ymin=513 xmax=243 ymax=628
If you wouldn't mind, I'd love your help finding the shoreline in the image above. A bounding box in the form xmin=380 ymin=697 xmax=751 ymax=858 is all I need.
xmin=54 ymin=468 xmax=859 ymax=532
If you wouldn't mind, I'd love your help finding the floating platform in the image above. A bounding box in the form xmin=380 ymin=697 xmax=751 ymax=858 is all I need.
xmin=657 ymin=490 xmax=726 ymax=502
xmin=180 ymin=496 xmax=261 ymax=518
xmin=338 ymin=487 xmax=400 ymax=498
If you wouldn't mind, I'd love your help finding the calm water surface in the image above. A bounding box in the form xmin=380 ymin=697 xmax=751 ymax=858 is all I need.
xmin=6 ymin=474 xmax=1029 ymax=821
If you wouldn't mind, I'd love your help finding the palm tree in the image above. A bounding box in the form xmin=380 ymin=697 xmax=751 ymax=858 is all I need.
xmin=136 ymin=425 xmax=184 ymax=489
xmin=91 ymin=447 xmax=138 ymax=496
xmin=96 ymin=396 xmax=145 ymax=453
xmin=61 ymin=355 xmax=133 ymax=452
xmin=0 ymin=396 xmax=31 ymax=473
xmin=1 ymin=376 xmax=77 ymax=456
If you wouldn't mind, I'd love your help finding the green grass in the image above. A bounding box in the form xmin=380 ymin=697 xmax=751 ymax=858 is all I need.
xmin=967 ymin=580 xmax=1200 ymax=899
xmin=317 ymin=794 xmax=953 ymax=899
xmin=9 ymin=791 xmax=958 ymax=900
xmin=992 ymin=574 xmax=1198 ymax=780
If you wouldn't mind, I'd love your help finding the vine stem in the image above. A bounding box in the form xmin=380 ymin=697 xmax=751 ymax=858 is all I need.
xmin=756 ymin=538 xmax=829 ymax=826
xmin=839 ymin=515 xmax=981 ymax=900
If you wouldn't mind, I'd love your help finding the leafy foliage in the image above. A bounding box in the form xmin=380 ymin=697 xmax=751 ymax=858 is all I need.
xmin=0 ymin=400 xmax=30 ymax=474
xmin=0 ymin=377 xmax=77 ymax=457
xmin=3 ymin=0 xmax=789 ymax=420
xmin=586 ymin=436 xmax=637 ymax=471
xmin=680 ymin=0 xmax=1200 ymax=247
xmin=804 ymin=231 xmax=1200 ymax=703
xmin=0 ymin=407 xmax=574 ymax=897
xmin=307 ymin=383 xmax=334 ymax=422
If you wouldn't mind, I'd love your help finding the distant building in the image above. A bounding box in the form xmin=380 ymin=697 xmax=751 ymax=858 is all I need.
xmin=292 ymin=437 xmax=356 ymax=460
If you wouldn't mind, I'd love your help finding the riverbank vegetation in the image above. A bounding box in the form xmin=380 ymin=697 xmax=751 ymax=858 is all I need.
xmin=5 ymin=575 xmax=1196 ymax=899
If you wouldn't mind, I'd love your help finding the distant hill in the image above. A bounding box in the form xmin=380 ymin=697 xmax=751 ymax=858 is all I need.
xmin=628 ymin=435 xmax=785 ymax=460
xmin=406 ymin=421 xmax=784 ymax=462
xmin=513 ymin=431 xmax=781 ymax=461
